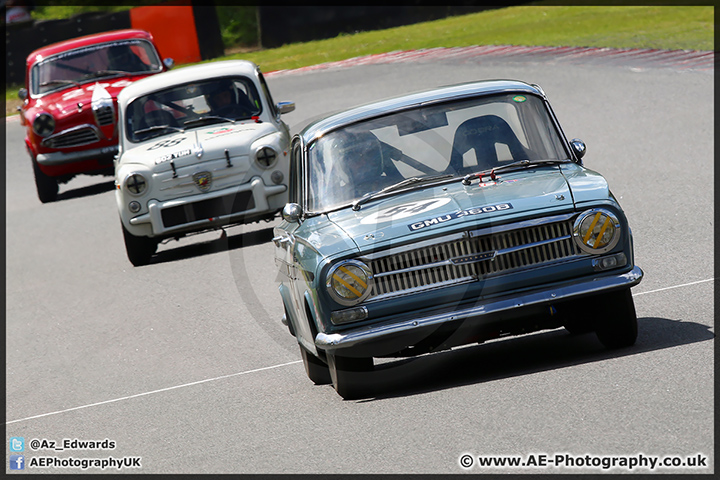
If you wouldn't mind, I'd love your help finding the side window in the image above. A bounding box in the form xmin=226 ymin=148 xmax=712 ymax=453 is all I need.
xmin=289 ymin=138 xmax=302 ymax=204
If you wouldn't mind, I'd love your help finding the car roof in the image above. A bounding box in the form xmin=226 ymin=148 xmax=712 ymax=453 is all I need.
xmin=26 ymin=29 xmax=155 ymax=66
xmin=300 ymin=79 xmax=545 ymax=143
xmin=118 ymin=60 xmax=260 ymax=105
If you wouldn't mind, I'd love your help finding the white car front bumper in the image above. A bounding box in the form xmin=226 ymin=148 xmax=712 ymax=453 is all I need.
xmin=128 ymin=176 xmax=286 ymax=237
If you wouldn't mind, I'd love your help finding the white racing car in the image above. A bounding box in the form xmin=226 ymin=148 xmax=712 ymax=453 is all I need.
xmin=115 ymin=60 xmax=294 ymax=266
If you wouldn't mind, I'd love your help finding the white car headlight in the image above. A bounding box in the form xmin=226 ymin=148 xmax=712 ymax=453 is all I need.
xmin=573 ymin=208 xmax=621 ymax=254
xmin=124 ymin=172 xmax=149 ymax=196
xmin=255 ymin=146 xmax=278 ymax=168
xmin=326 ymin=260 xmax=373 ymax=306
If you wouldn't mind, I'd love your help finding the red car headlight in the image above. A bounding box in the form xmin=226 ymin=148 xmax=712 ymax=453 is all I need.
xmin=32 ymin=112 xmax=55 ymax=137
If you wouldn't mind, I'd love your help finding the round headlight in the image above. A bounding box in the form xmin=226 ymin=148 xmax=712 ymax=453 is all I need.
xmin=124 ymin=173 xmax=148 ymax=196
xmin=255 ymin=146 xmax=278 ymax=168
xmin=326 ymin=260 xmax=373 ymax=306
xmin=573 ymin=209 xmax=621 ymax=254
xmin=32 ymin=112 xmax=55 ymax=137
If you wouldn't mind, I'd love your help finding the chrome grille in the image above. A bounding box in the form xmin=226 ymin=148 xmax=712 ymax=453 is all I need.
xmin=367 ymin=218 xmax=581 ymax=300
xmin=42 ymin=126 xmax=100 ymax=149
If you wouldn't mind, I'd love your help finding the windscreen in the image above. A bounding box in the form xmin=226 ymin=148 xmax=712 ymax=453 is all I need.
xmin=307 ymin=93 xmax=569 ymax=212
xmin=31 ymin=39 xmax=162 ymax=95
xmin=124 ymin=76 xmax=263 ymax=143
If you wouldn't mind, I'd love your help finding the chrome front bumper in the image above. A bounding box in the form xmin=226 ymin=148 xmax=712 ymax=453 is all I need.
xmin=36 ymin=145 xmax=118 ymax=166
xmin=315 ymin=265 xmax=643 ymax=355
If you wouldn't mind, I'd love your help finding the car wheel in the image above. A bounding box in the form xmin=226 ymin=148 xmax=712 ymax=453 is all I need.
xmin=593 ymin=289 xmax=638 ymax=349
xmin=563 ymin=320 xmax=595 ymax=335
xmin=121 ymin=222 xmax=158 ymax=266
xmin=299 ymin=345 xmax=332 ymax=385
xmin=327 ymin=354 xmax=374 ymax=400
xmin=32 ymin=160 xmax=58 ymax=203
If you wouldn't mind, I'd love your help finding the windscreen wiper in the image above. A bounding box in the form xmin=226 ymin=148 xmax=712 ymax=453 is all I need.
xmin=82 ymin=70 xmax=128 ymax=79
xmin=462 ymin=159 xmax=568 ymax=185
xmin=352 ymin=174 xmax=454 ymax=211
xmin=134 ymin=125 xmax=185 ymax=136
xmin=39 ymin=79 xmax=82 ymax=89
xmin=183 ymin=116 xmax=235 ymax=128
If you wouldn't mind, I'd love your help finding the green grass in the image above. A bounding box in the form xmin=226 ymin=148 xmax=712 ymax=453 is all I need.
xmin=5 ymin=4 xmax=714 ymax=109
xmin=222 ymin=5 xmax=713 ymax=73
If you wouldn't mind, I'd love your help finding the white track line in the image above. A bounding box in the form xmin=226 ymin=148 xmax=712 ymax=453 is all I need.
xmin=6 ymin=277 xmax=714 ymax=425
xmin=6 ymin=360 xmax=302 ymax=425
xmin=632 ymin=278 xmax=714 ymax=297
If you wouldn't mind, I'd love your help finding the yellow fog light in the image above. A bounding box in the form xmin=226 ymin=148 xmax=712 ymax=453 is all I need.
xmin=326 ymin=260 xmax=373 ymax=306
xmin=573 ymin=209 xmax=621 ymax=254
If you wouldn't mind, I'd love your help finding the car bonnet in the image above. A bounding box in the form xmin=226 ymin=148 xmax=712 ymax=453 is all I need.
xmin=37 ymin=79 xmax=139 ymax=118
xmin=326 ymin=167 xmax=576 ymax=251
xmin=120 ymin=121 xmax=279 ymax=171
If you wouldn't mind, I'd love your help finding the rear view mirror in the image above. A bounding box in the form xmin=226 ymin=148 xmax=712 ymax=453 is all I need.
xmin=570 ymin=138 xmax=586 ymax=161
xmin=277 ymin=101 xmax=295 ymax=115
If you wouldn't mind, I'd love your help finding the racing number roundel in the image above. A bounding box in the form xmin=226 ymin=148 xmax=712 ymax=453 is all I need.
xmin=360 ymin=198 xmax=452 ymax=225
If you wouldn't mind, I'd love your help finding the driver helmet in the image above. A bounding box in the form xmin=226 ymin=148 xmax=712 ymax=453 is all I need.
xmin=206 ymin=78 xmax=237 ymax=111
xmin=332 ymin=130 xmax=384 ymax=187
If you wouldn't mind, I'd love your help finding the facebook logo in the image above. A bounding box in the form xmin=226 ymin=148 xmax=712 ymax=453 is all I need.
xmin=9 ymin=455 xmax=25 ymax=470
xmin=9 ymin=437 xmax=24 ymax=452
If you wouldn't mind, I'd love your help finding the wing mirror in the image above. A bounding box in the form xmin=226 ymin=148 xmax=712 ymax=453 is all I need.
xmin=282 ymin=203 xmax=302 ymax=224
xmin=570 ymin=138 xmax=586 ymax=161
xmin=163 ymin=58 xmax=175 ymax=70
xmin=18 ymin=88 xmax=28 ymax=101
xmin=277 ymin=101 xmax=295 ymax=115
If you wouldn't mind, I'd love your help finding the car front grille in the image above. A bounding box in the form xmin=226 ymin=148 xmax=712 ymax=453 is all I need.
xmin=41 ymin=125 xmax=101 ymax=149
xmin=94 ymin=106 xmax=115 ymax=127
xmin=161 ymin=191 xmax=256 ymax=228
xmin=366 ymin=217 xmax=581 ymax=300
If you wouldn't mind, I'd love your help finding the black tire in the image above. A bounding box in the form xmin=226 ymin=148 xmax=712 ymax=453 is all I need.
xmin=121 ymin=222 xmax=158 ymax=266
xmin=594 ymin=289 xmax=638 ymax=349
xmin=327 ymin=353 xmax=374 ymax=400
xmin=299 ymin=345 xmax=332 ymax=385
xmin=32 ymin=160 xmax=58 ymax=203
xmin=563 ymin=320 xmax=595 ymax=335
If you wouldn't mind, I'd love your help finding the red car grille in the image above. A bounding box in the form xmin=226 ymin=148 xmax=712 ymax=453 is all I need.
xmin=94 ymin=106 xmax=115 ymax=127
xmin=42 ymin=126 xmax=100 ymax=149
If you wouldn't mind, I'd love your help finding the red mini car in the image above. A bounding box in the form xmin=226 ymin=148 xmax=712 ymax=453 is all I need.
xmin=18 ymin=29 xmax=173 ymax=203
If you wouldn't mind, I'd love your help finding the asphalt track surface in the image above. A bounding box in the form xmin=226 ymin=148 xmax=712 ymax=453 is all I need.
xmin=5 ymin=47 xmax=714 ymax=474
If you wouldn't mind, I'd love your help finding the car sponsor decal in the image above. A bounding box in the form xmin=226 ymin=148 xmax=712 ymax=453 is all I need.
xmin=110 ymin=79 xmax=133 ymax=88
xmin=148 ymin=137 xmax=187 ymax=150
xmin=41 ymin=40 xmax=147 ymax=63
xmin=513 ymin=95 xmax=527 ymax=103
xmin=202 ymin=125 xmax=256 ymax=140
xmin=360 ymin=198 xmax=452 ymax=225
xmin=61 ymin=88 xmax=88 ymax=101
xmin=61 ymin=81 xmax=135 ymax=103
xmin=207 ymin=126 xmax=236 ymax=135
xmin=408 ymin=203 xmax=513 ymax=231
